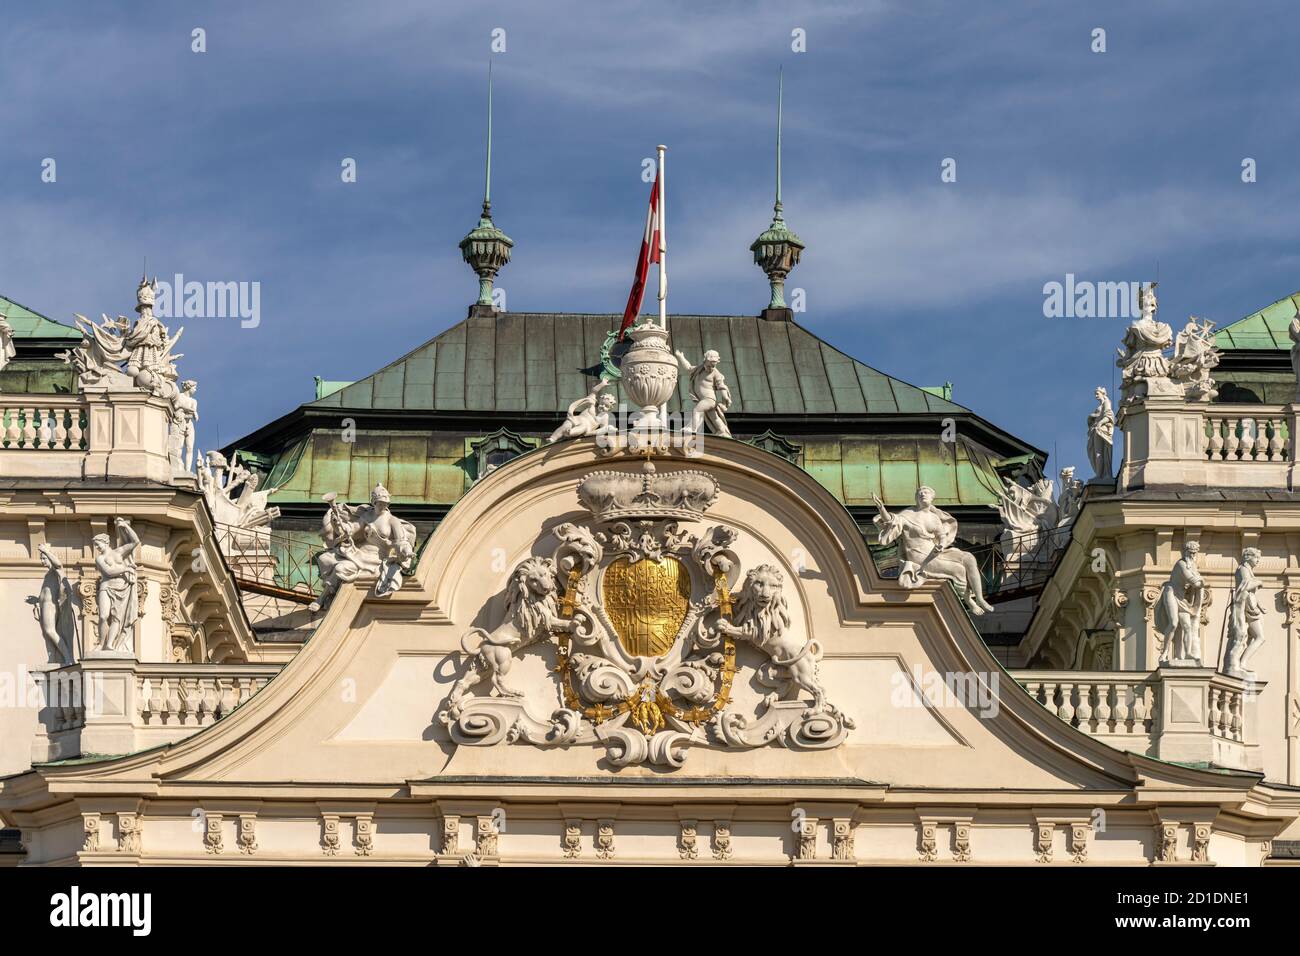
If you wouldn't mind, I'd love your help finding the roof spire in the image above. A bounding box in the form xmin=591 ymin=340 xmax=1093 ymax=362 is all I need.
xmin=459 ymin=61 xmax=513 ymax=313
xmin=751 ymin=67 xmax=804 ymax=317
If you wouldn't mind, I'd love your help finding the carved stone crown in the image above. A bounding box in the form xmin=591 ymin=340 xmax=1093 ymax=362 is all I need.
xmin=577 ymin=461 xmax=719 ymax=521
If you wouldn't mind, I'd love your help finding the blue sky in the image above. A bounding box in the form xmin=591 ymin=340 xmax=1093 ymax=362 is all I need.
xmin=3 ymin=0 xmax=1299 ymax=474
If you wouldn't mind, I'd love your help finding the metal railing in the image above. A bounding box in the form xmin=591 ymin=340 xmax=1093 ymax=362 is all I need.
xmin=870 ymin=523 xmax=1074 ymax=603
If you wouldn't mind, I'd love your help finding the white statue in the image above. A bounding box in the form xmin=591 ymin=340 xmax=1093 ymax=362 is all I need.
xmin=446 ymin=556 xmax=576 ymax=707
xmin=1155 ymin=541 xmax=1207 ymax=667
xmin=674 ymin=349 xmax=732 ymax=437
xmin=549 ymin=377 xmax=615 ymax=443
xmin=310 ymin=484 xmax=417 ymax=613
xmin=32 ymin=544 xmax=77 ymax=664
xmin=1223 ymin=548 xmax=1265 ymax=679
xmin=0 ymin=316 xmax=15 ymax=372
xmin=170 ymin=379 xmax=199 ymax=474
xmin=1170 ymin=317 xmax=1220 ymax=401
xmin=56 ymin=277 xmax=184 ymax=397
xmin=197 ymin=450 xmax=280 ymax=540
xmin=1087 ymin=387 xmax=1114 ymax=480
xmin=873 ymin=486 xmax=994 ymax=615
xmin=1116 ymin=283 xmax=1173 ymax=387
xmin=993 ymin=476 xmax=1058 ymax=563
xmin=1289 ymin=310 xmax=1300 ymax=403
xmin=92 ymin=518 xmax=141 ymax=654
xmin=1057 ymin=466 xmax=1083 ymax=524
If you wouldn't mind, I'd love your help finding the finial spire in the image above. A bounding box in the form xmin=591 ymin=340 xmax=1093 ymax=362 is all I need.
xmin=774 ymin=66 xmax=783 ymax=218
xmin=460 ymin=61 xmax=513 ymax=312
xmin=751 ymin=68 xmax=804 ymax=316
xmin=483 ymin=60 xmax=493 ymax=212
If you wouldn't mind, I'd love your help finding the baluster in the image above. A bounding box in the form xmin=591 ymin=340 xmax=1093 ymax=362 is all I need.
xmin=1132 ymin=684 xmax=1148 ymax=729
xmin=218 ymin=679 xmax=237 ymax=717
xmin=53 ymin=407 xmax=69 ymax=449
xmin=1208 ymin=688 xmax=1222 ymax=736
xmin=1095 ymin=682 xmax=1113 ymax=729
xmin=1241 ymin=419 xmax=1259 ymax=460
xmin=148 ymin=677 xmax=164 ymax=721
xmin=200 ymin=680 xmax=219 ymax=724
xmin=1075 ymin=682 xmax=1094 ymax=728
xmin=72 ymin=408 xmax=87 ymax=449
xmin=1040 ymin=682 xmax=1057 ymax=715
xmin=1270 ymin=418 xmax=1286 ymax=461
xmin=1223 ymin=418 xmax=1240 ymax=460
xmin=1229 ymin=692 xmax=1242 ymax=739
xmin=139 ymin=678 xmax=152 ymax=721
xmin=1057 ymin=682 xmax=1076 ymax=725
xmin=1113 ymin=684 xmax=1132 ymax=733
xmin=1206 ymin=417 xmax=1224 ymax=460
xmin=164 ymin=678 xmax=181 ymax=723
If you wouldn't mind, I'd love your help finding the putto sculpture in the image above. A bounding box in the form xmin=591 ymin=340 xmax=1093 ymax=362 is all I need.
xmin=1155 ymin=541 xmax=1208 ymax=667
xmin=310 ymin=484 xmax=417 ymax=613
xmin=675 ymin=349 xmax=732 ymax=437
xmin=1169 ymin=317 xmax=1221 ymax=401
xmin=196 ymin=451 xmax=281 ymax=548
xmin=91 ymin=518 xmax=141 ymax=655
xmin=32 ymin=544 xmax=78 ymax=664
xmin=548 ymin=377 xmax=616 ymax=443
xmin=1087 ymin=386 xmax=1114 ymax=480
xmin=874 ymin=487 xmax=994 ymax=615
xmin=1223 ymin=548 xmax=1265 ymax=679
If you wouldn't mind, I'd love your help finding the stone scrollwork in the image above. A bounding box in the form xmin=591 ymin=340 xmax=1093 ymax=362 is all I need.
xmin=437 ymin=462 xmax=854 ymax=768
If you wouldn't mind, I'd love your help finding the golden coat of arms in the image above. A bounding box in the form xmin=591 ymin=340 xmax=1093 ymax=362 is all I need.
xmin=601 ymin=556 xmax=691 ymax=657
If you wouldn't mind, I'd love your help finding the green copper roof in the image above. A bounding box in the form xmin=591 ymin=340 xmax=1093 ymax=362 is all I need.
xmin=263 ymin=429 xmax=1007 ymax=510
xmin=308 ymin=312 xmax=968 ymax=417
xmin=0 ymin=295 xmax=80 ymax=340
xmin=1215 ymin=291 xmax=1300 ymax=350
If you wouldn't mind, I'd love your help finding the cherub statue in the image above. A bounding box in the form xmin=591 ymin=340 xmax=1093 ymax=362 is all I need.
xmin=874 ymin=486 xmax=994 ymax=615
xmin=92 ymin=518 xmax=141 ymax=653
xmin=549 ymin=377 xmax=615 ymax=443
xmin=675 ymin=349 xmax=732 ymax=437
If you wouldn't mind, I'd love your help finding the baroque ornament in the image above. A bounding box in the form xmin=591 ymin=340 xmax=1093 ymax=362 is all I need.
xmin=437 ymin=459 xmax=854 ymax=768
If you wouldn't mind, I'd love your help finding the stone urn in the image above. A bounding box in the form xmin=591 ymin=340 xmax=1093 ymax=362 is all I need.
xmin=620 ymin=323 xmax=678 ymax=427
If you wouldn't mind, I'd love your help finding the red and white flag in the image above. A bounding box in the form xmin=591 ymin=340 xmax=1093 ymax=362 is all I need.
xmin=618 ymin=170 xmax=661 ymax=340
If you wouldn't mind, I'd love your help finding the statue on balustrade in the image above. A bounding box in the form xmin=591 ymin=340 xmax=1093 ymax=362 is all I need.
xmin=0 ymin=316 xmax=15 ymax=373
xmin=873 ymin=486 xmax=995 ymax=616
xmin=1169 ymin=317 xmax=1221 ymax=401
xmin=197 ymin=450 xmax=281 ymax=544
xmin=310 ymin=484 xmax=417 ymax=613
xmin=1115 ymin=283 xmax=1173 ymax=391
xmin=91 ymin=518 xmax=141 ymax=655
xmin=1223 ymin=547 xmax=1265 ymax=680
xmin=167 ymin=379 xmax=199 ymax=475
xmin=56 ymin=277 xmax=185 ymax=397
xmin=31 ymin=544 xmax=78 ymax=665
xmin=1057 ymin=466 xmax=1084 ymax=524
xmin=1086 ymin=387 xmax=1114 ymax=480
xmin=1155 ymin=541 xmax=1208 ymax=667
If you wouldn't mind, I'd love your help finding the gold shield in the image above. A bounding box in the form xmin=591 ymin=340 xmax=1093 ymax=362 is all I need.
xmin=602 ymin=556 xmax=691 ymax=657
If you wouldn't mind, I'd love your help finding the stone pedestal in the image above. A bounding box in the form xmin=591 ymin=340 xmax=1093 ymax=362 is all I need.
xmin=1151 ymin=667 xmax=1263 ymax=771
xmin=81 ymin=390 xmax=175 ymax=484
xmin=1117 ymin=390 xmax=1209 ymax=491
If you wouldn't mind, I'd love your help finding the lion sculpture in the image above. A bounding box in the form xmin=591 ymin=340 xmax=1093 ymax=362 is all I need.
xmin=716 ymin=564 xmax=831 ymax=715
xmin=447 ymin=556 xmax=574 ymax=709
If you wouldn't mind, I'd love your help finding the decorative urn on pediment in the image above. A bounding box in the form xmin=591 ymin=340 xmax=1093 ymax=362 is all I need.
xmin=619 ymin=324 xmax=678 ymax=428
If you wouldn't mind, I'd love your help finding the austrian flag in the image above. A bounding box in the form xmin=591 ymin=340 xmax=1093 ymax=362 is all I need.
xmin=618 ymin=172 xmax=661 ymax=339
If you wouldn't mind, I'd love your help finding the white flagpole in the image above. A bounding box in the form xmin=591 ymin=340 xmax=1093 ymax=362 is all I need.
xmin=657 ymin=144 xmax=667 ymax=330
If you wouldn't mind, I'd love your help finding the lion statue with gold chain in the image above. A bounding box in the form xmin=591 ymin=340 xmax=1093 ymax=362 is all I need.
xmin=716 ymin=564 xmax=832 ymax=716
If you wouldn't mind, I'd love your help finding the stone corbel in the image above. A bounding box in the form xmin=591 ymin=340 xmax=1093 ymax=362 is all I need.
xmin=116 ymin=811 xmax=141 ymax=854
xmin=353 ymin=813 xmax=374 ymax=857
xmin=238 ymin=813 xmax=258 ymax=855
xmin=831 ymin=818 xmax=856 ymax=862
xmin=204 ymin=812 xmax=224 ymax=854
xmin=595 ymin=819 xmax=615 ymax=861
xmin=321 ymin=813 xmax=341 ymax=856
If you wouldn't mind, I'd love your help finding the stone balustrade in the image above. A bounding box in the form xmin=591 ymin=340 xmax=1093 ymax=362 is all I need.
xmin=32 ymin=658 xmax=281 ymax=763
xmin=1119 ymin=393 xmax=1299 ymax=490
xmin=0 ymin=389 xmax=175 ymax=482
xmin=1012 ymin=667 xmax=1261 ymax=771
xmin=0 ymin=401 xmax=88 ymax=451
xmin=1202 ymin=405 xmax=1290 ymax=464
